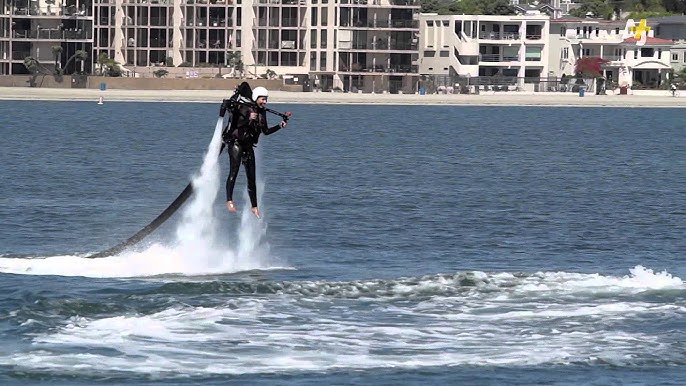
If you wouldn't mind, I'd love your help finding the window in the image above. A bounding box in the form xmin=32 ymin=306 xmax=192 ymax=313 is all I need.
xmin=672 ymin=53 xmax=678 ymax=61
xmin=321 ymin=29 xmax=327 ymax=48
xmin=562 ymin=47 xmax=569 ymax=59
xmin=526 ymin=46 xmax=542 ymax=61
xmin=311 ymin=8 xmax=318 ymax=26
xmin=560 ymin=26 xmax=566 ymax=36
xmin=640 ymin=47 xmax=654 ymax=57
xmin=582 ymin=48 xmax=591 ymax=56
xmin=321 ymin=7 xmax=327 ymax=26
xmin=320 ymin=52 xmax=326 ymax=71
xmin=310 ymin=29 xmax=316 ymax=48
xmin=439 ymin=50 xmax=448 ymax=57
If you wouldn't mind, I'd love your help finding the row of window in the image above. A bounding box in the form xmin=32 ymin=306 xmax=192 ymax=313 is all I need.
xmin=562 ymin=46 xmax=669 ymax=60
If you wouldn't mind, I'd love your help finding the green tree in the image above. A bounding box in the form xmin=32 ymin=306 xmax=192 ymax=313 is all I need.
xmin=63 ymin=49 xmax=88 ymax=74
xmin=23 ymin=56 xmax=40 ymax=74
xmin=570 ymin=0 xmax=615 ymax=19
xmin=481 ymin=0 xmax=516 ymax=15
xmin=97 ymin=53 xmax=121 ymax=77
xmin=225 ymin=51 xmax=243 ymax=78
xmin=51 ymin=45 xmax=63 ymax=75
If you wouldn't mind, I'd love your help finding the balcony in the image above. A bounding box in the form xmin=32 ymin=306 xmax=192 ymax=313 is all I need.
xmin=12 ymin=29 xmax=92 ymax=40
xmin=478 ymin=32 xmax=521 ymax=41
xmin=338 ymin=63 xmax=418 ymax=73
xmin=366 ymin=20 xmax=418 ymax=29
xmin=480 ymin=54 xmax=519 ymax=62
xmin=390 ymin=0 xmax=420 ymax=5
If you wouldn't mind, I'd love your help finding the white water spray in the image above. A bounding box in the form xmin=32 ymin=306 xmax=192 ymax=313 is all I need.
xmin=173 ymin=117 xmax=225 ymax=269
xmin=0 ymin=118 xmax=278 ymax=277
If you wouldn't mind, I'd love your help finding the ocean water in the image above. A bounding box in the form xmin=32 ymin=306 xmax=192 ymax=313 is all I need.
xmin=0 ymin=100 xmax=684 ymax=385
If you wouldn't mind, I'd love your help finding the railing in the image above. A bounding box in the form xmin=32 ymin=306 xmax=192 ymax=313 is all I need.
xmin=370 ymin=20 xmax=418 ymax=28
xmin=340 ymin=20 xmax=367 ymax=28
xmin=525 ymin=34 xmax=542 ymax=40
xmin=478 ymin=32 xmax=521 ymax=40
xmin=390 ymin=0 xmax=420 ymax=5
xmin=604 ymin=55 xmax=623 ymax=61
xmin=208 ymin=19 xmax=232 ymax=27
xmin=13 ymin=29 xmax=92 ymax=40
xmin=338 ymin=64 xmax=418 ymax=73
xmin=480 ymin=54 xmax=519 ymax=62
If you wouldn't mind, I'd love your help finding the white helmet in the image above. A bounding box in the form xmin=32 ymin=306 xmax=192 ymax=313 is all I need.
xmin=252 ymin=86 xmax=269 ymax=101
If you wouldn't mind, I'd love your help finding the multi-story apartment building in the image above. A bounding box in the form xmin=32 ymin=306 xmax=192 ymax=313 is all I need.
xmin=549 ymin=18 xmax=673 ymax=88
xmin=1 ymin=0 xmax=420 ymax=93
xmin=418 ymin=13 xmax=549 ymax=88
xmin=1 ymin=0 xmax=94 ymax=75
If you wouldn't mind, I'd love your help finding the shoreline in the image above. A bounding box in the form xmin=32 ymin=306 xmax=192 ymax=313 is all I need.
xmin=1 ymin=87 xmax=685 ymax=107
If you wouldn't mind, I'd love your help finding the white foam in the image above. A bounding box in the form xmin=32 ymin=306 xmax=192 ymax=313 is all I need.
xmin=3 ymin=295 xmax=678 ymax=376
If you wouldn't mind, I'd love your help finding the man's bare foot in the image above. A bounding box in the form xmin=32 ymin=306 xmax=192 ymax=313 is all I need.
xmin=251 ymin=207 xmax=261 ymax=219
xmin=226 ymin=201 xmax=237 ymax=212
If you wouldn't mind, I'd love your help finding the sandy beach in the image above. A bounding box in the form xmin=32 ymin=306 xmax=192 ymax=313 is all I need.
xmin=1 ymin=86 xmax=685 ymax=107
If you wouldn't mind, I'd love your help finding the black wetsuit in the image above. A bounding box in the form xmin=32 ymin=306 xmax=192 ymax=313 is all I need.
xmin=224 ymin=103 xmax=282 ymax=208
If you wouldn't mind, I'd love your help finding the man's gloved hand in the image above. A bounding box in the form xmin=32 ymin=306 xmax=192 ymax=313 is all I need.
xmin=219 ymin=99 xmax=230 ymax=117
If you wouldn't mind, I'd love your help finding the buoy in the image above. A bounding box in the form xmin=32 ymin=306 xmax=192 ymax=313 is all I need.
xmin=97 ymin=96 xmax=104 ymax=105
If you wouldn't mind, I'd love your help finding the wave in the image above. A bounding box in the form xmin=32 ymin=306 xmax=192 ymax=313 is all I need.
xmin=148 ymin=265 xmax=684 ymax=298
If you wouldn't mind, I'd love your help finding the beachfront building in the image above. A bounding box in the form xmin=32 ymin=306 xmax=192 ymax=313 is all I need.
xmin=0 ymin=0 xmax=421 ymax=93
xmin=549 ymin=17 xmax=674 ymax=88
xmin=418 ymin=13 xmax=550 ymax=91
xmin=649 ymin=15 xmax=686 ymax=74
xmin=0 ymin=0 xmax=94 ymax=75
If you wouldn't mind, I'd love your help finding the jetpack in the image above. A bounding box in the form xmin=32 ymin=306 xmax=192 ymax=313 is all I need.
xmin=86 ymin=83 xmax=292 ymax=258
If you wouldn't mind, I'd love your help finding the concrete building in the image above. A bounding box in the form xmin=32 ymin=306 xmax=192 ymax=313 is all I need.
xmin=649 ymin=15 xmax=686 ymax=73
xmin=1 ymin=0 xmax=421 ymax=93
xmin=418 ymin=13 xmax=549 ymax=90
xmin=0 ymin=0 xmax=94 ymax=75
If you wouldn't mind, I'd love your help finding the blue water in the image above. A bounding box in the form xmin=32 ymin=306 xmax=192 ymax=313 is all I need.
xmin=0 ymin=101 xmax=684 ymax=385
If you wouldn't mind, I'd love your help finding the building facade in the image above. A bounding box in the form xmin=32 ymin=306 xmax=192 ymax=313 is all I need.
xmin=418 ymin=13 xmax=549 ymax=89
xmin=549 ymin=18 xmax=673 ymax=88
xmin=1 ymin=0 xmax=94 ymax=75
xmin=650 ymin=15 xmax=686 ymax=73
xmin=1 ymin=0 xmax=420 ymax=93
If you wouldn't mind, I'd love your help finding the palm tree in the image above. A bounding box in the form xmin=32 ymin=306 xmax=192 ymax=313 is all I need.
xmin=23 ymin=56 xmax=51 ymax=87
xmin=23 ymin=56 xmax=39 ymax=74
xmin=63 ymin=49 xmax=88 ymax=74
xmin=52 ymin=45 xmax=63 ymax=74
xmin=225 ymin=51 xmax=243 ymax=78
xmin=97 ymin=52 xmax=121 ymax=76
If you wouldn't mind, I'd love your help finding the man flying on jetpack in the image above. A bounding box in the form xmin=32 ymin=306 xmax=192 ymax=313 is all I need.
xmin=218 ymin=82 xmax=290 ymax=219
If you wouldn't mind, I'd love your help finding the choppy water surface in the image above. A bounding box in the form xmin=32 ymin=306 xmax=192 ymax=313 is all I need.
xmin=0 ymin=101 xmax=684 ymax=385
